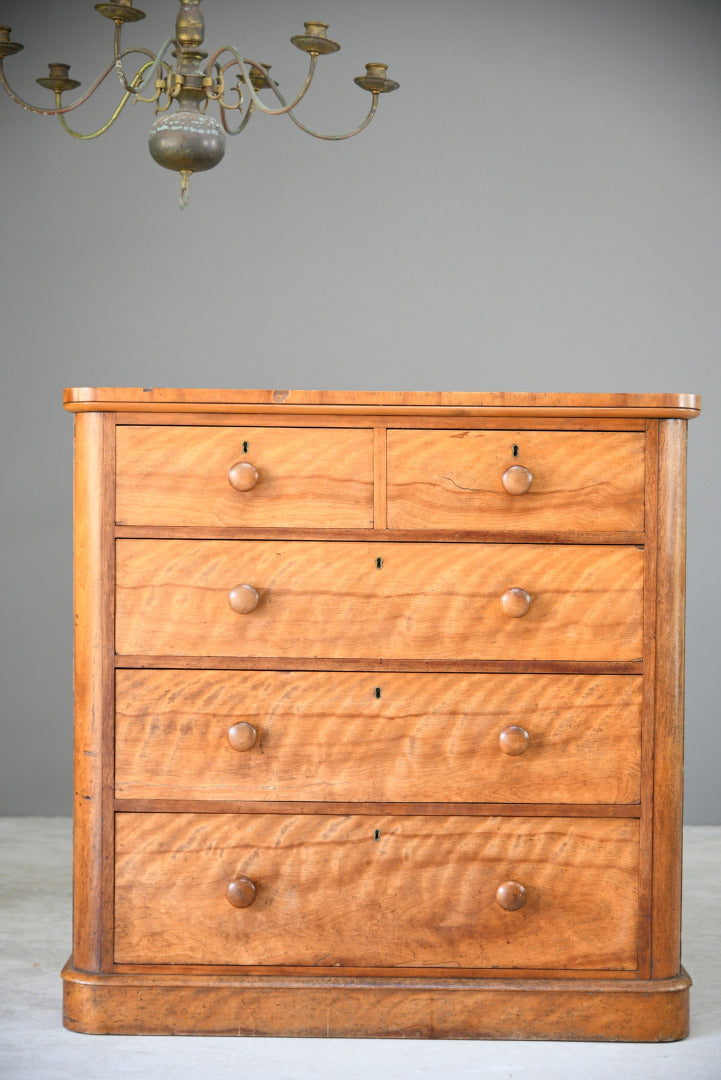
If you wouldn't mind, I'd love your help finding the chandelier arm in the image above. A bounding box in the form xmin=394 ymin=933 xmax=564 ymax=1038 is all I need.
xmin=112 ymin=40 xmax=176 ymax=98
xmin=0 ymin=56 xmax=117 ymax=116
xmin=112 ymin=20 xmax=137 ymax=93
xmin=152 ymin=89 xmax=174 ymax=114
xmin=214 ymin=60 xmax=255 ymax=110
xmin=0 ymin=41 xmax=172 ymax=117
xmin=220 ymin=97 xmax=255 ymax=136
xmin=56 ymin=86 xmax=133 ymax=139
xmin=286 ymin=94 xmax=379 ymax=140
xmin=204 ymin=61 xmax=239 ymax=110
xmin=209 ymin=46 xmax=318 ymax=117
xmin=55 ymin=60 xmax=155 ymax=139
xmin=134 ymin=59 xmax=172 ymax=105
xmin=204 ymin=61 xmax=223 ymax=103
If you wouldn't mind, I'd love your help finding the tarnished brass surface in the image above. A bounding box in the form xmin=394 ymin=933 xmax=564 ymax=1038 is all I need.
xmin=245 ymin=62 xmax=272 ymax=92
xmin=0 ymin=26 xmax=23 ymax=58
xmin=94 ymin=2 xmax=146 ymax=23
xmin=148 ymin=106 xmax=226 ymax=172
xmin=354 ymin=63 xmax=400 ymax=95
xmin=291 ymin=22 xmax=341 ymax=56
xmin=176 ymin=1 xmax=205 ymax=49
xmin=36 ymin=63 xmax=81 ymax=94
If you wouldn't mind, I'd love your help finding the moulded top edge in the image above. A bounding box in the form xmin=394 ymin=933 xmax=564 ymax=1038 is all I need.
xmin=62 ymin=387 xmax=701 ymax=418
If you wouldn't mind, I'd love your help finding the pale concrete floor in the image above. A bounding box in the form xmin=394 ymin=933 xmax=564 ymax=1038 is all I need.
xmin=1 ymin=818 xmax=719 ymax=1080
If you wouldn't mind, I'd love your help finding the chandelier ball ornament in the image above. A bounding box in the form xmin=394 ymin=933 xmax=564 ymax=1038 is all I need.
xmin=0 ymin=0 xmax=399 ymax=208
xmin=148 ymin=109 xmax=227 ymax=174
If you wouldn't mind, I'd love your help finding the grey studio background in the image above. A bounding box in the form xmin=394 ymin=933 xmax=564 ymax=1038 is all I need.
xmin=0 ymin=0 xmax=719 ymax=824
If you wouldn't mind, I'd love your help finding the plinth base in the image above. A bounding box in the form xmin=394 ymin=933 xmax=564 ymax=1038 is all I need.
xmin=62 ymin=962 xmax=691 ymax=1041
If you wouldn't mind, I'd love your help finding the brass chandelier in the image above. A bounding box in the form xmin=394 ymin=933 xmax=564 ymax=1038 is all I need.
xmin=0 ymin=0 xmax=398 ymax=207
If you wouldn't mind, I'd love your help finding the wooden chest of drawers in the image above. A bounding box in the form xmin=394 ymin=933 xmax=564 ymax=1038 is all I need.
xmin=62 ymin=388 xmax=699 ymax=1040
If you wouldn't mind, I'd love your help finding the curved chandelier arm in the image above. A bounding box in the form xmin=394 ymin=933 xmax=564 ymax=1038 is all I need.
xmin=286 ymin=93 xmax=379 ymax=141
xmin=113 ymin=21 xmax=138 ymax=93
xmin=220 ymin=97 xmax=255 ymax=136
xmin=56 ymin=59 xmax=155 ymax=140
xmin=134 ymin=57 xmax=173 ymax=106
xmin=205 ymin=60 xmax=243 ymax=110
xmin=212 ymin=47 xmax=382 ymax=140
xmin=0 ymin=56 xmax=117 ymax=116
xmin=111 ymin=28 xmax=174 ymax=97
xmin=208 ymin=45 xmax=318 ymax=117
xmin=0 ymin=42 xmax=171 ymax=118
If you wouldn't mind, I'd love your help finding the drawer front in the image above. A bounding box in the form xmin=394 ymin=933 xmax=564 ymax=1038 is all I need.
xmin=115 ymin=670 xmax=642 ymax=804
xmin=387 ymin=430 xmax=645 ymax=531
xmin=115 ymin=539 xmax=644 ymax=661
xmin=115 ymin=426 xmax=374 ymax=528
xmin=114 ymin=813 xmax=640 ymax=970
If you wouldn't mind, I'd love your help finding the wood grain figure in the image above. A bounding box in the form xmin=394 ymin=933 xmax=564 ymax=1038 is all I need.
xmin=115 ymin=539 xmax=644 ymax=661
xmin=115 ymin=670 xmax=643 ymax=804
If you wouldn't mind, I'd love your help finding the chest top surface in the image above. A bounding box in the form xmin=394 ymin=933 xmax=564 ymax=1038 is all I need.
xmin=63 ymin=387 xmax=700 ymax=417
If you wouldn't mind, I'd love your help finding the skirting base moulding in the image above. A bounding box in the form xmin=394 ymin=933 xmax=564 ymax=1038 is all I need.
xmin=62 ymin=388 xmax=700 ymax=1040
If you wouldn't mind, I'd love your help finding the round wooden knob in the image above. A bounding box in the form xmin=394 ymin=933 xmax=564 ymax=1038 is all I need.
xmin=228 ymin=461 xmax=259 ymax=492
xmin=226 ymin=876 xmax=257 ymax=909
xmin=496 ymin=881 xmax=527 ymax=911
xmin=500 ymin=587 xmax=531 ymax=618
xmin=228 ymin=584 xmax=259 ymax=614
xmin=498 ymin=725 xmax=530 ymax=755
xmin=227 ymin=721 xmax=258 ymax=752
xmin=502 ymin=465 xmax=533 ymax=495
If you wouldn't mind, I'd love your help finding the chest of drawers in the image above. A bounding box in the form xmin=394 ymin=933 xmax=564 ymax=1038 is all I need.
xmin=62 ymin=388 xmax=699 ymax=1040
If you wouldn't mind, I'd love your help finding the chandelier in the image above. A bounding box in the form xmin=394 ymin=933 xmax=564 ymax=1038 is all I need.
xmin=0 ymin=0 xmax=398 ymax=207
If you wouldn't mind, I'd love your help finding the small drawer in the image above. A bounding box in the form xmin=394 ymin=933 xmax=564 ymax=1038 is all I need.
xmin=115 ymin=425 xmax=374 ymax=528
xmin=387 ymin=430 xmax=645 ymax=532
xmin=115 ymin=671 xmax=642 ymax=804
xmin=115 ymin=539 xmax=644 ymax=662
xmin=114 ymin=813 xmax=640 ymax=970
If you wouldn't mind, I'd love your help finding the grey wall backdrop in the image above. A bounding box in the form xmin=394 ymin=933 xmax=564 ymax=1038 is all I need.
xmin=0 ymin=0 xmax=719 ymax=822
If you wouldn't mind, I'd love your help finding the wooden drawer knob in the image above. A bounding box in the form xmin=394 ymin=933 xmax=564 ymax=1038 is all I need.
xmin=502 ymin=464 xmax=533 ymax=495
xmin=226 ymin=876 xmax=257 ymax=909
xmin=500 ymin=587 xmax=531 ymax=618
xmin=227 ymin=721 xmax=258 ymax=752
xmin=228 ymin=461 xmax=259 ymax=492
xmin=496 ymin=881 xmax=527 ymax=911
xmin=498 ymin=725 xmax=530 ymax=755
xmin=228 ymin=584 xmax=260 ymax=614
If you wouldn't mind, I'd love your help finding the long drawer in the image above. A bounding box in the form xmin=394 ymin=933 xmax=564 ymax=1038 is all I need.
xmin=116 ymin=425 xmax=375 ymax=528
xmin=387 ymin=429 xmax=645 ymax=531
xmin=115 ymin=540 xmax=644 ymax=661
xmin=115 ymin=670 xmax=643 ymax=804
xmin=114 ymin=813 xmax=640 ymax=970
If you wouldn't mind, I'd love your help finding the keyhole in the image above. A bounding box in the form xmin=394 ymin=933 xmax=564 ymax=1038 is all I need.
xmin=374 ymin=829 xmax=381 ymax=841
xmin=376 ymin=557 xmax=383 ymax=569
xmin=374 ymin=686 xmax=382 ymax=699
xmin=512 ymin=444 xmax=519 ymax=457
xmin=242 ymin=441 xmax=249 ymax=454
